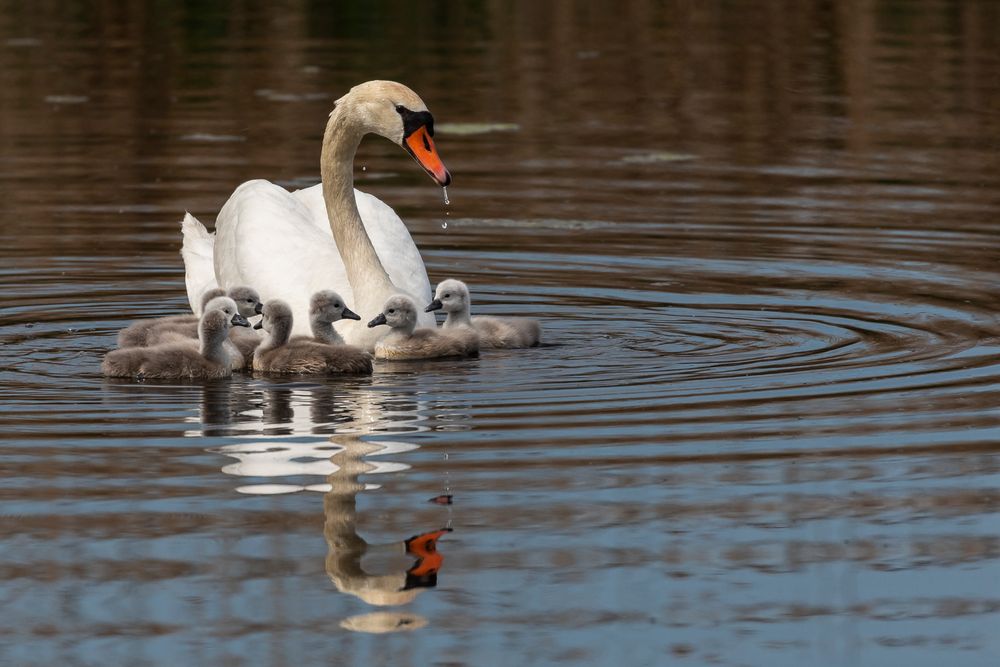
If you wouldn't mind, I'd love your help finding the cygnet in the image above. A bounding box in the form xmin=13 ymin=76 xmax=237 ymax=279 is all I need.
xmin=290 ymin=290 xmax=361 ymax=345
xmin=253 ymin=299 xmax=372 ymax=375
xmin=102 ymin=308 xmax=250 ymax=380
xmin=425 ymin=279 xmax=540 ymax=348
xmin=367 ymin=294 xmax=479 ymax=361
xmin=146 ymin=296 xmax=251 ymax=371
xmin=116 ymin=285 xmax=262 ymax=348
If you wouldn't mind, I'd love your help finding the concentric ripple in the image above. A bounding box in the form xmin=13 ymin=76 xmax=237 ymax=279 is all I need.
xmin=3 ymin=2 xmax=1000 ymax=663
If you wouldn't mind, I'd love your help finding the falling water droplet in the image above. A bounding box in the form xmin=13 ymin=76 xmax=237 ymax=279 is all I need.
xmin=361 ymin=165 xmax=367 ymax=172
xmin=441 ymin=221 xmax=448 ymax=229
xmin=442 ymin=186 xmax=450 ymax=206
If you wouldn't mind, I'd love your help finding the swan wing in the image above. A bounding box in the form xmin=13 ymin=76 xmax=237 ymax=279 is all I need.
xmin=213 ymin=180 xmax=348 ymax=337
xmin=211 ymin=180 xmax=433 ymax=343
xmin=180 ymin=213 xmax=220 ymax=315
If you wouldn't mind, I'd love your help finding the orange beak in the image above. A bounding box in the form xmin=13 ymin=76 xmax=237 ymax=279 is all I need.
xmin=404 ymin=126 xmax=451 ymax=187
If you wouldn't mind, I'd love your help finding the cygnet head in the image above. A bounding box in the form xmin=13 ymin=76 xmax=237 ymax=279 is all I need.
xmin=198 ymin=288 xmax=226 ymax=313
xmin=256 ymin=299 xmax=294 ymax=335
xmin=199 ymin=309 xmax=232 ymax=346
xmin=203 ymin=296 xmax=251 ymax=328
xmin=425 ymin=279 xmax=470 ymax=314
xmin=311 ymin=290 xmax=360 ymax=322
xmin=367 ymin=295 xmax=418 ymax=332
xmin=333 ymin=81 xmax=450 ymax=187
xmin=227 ymin=286 xmax=264 ymax=317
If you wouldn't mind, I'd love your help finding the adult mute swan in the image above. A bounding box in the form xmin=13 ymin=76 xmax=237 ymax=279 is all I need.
xmin=181 ymin=80 xmax=451 ymax=351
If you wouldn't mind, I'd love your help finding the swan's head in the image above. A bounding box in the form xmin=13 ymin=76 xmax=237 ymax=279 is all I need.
xmin=336 ymin=80 xmax=451 ymax=187
xmin=425 ymin=279 xmax=470 ymax=314
xmin=203 ymin=296 xmax=251 ymax=328
xmin=227 ymin=286 xmax=264 ymax=317
xmin=367 ymin=294 xmax=418 ymax=331
xmin=256 ymin=299 xmax=293 ymax=333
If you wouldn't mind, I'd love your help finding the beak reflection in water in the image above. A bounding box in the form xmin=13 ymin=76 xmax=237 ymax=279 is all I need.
xmin=196 ymin=382 xmax=455 ymax=633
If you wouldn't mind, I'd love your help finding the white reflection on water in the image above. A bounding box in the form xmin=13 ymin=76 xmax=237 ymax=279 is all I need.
xmin=191 ymin=380 xmax=453 ymax=632
xmin=189 ymin=382 xmax=426 ymax=495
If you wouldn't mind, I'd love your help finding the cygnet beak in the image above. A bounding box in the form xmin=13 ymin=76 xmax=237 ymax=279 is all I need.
xmin=253 ymin=320 xmax=264 ymax=330
xmin=254 ymin=302 xmax=263 ymax=315
xmin=367 ymin=313 xmax=387 ymax=328
xmin=341 ymin=306 xmax=361 ymax=321
xmin=424 ymin=298 xmax=443 ymax=313
xmin=231 ymin=313 xmax=250 ymax=328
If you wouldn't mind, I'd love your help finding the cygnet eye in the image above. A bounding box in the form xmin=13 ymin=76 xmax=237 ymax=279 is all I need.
xmin=388 ymin=309 xmax=396 ymax=314
xmin=334 ymin=303 xmax=341 ymax=309
xmin=246 ymin=298 xmax=253 ymax=303
xmin=444 ymin=293 xmax=451 ymax=298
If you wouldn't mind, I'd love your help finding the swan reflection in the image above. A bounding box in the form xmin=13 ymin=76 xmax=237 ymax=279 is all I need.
xmin=195 ymin=379 xmax=455 ymax=632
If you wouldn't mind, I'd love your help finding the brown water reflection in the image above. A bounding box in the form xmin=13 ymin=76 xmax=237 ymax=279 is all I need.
xmin=2 ymin=1 xmax=1000 ymax=666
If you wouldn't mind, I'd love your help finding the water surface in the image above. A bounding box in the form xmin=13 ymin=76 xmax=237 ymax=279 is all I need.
xmin=2 ymin=2 xmax=1000 ymax=665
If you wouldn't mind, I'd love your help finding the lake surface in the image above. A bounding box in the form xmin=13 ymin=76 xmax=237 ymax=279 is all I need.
xmin=2 ymin=1 xmax=1000 ymax=665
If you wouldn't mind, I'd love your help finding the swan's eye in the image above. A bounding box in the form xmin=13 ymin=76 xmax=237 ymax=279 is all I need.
xmin=395 ymin=104 xmax=405 ymax=113
xmin=334 ymin=303 xmax=341 ymax=309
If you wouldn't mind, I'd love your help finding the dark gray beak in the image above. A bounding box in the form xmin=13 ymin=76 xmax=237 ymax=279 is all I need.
xmin=367 ymin=313 xmax=387 ymax=328
xmin=341 ymin=306 xmax=361 ymax=321
xmin=425 ymin=298 xmax=443 ymax=313
xmin=253 ymin=320 xmax=263 ymax=330
xmin=254 ymin=302 xmax=263 ymax=315
xmin=231 ymin=313 xmax=250 ymax=328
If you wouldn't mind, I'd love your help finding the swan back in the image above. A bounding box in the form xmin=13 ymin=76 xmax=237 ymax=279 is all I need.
xmin=181 ymin=212 xmax=220 ymax=316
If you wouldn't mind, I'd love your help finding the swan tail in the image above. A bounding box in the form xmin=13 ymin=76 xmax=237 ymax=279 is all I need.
xmin=180 ymin=212 xmax=219 ymax=315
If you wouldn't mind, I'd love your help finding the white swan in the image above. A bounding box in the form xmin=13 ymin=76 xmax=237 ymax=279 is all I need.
xmin=181 ymin=80 xmax=451 ymax=351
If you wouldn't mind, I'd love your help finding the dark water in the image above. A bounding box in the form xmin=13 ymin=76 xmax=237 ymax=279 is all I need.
xmin=2 ymin=1 xmax=1000 ymax=665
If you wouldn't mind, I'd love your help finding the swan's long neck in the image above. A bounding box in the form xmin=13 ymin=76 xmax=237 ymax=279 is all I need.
xmin=321 ymin=109 xmax=393 ymax=296
xmin=311 ymin=314 xmax=344 ymax=344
